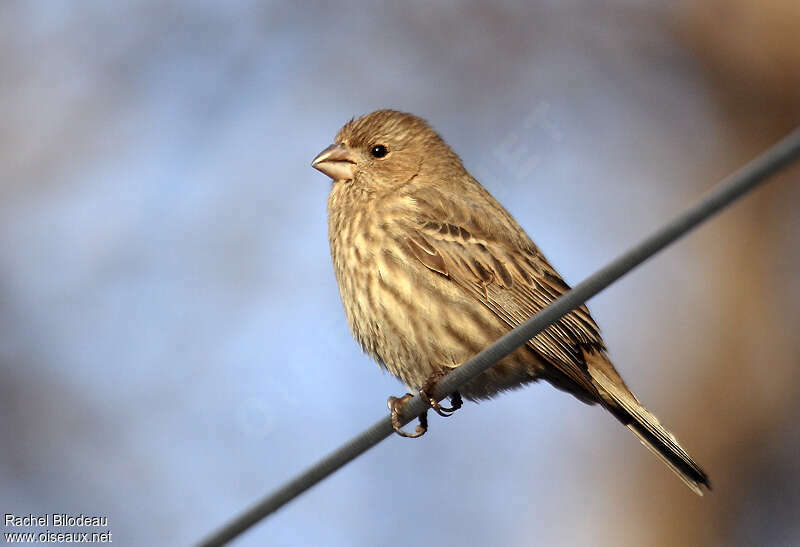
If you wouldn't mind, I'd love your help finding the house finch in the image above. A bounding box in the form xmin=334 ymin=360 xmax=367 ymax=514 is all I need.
xmin=312 ymin=110 xmax=710 ymax=494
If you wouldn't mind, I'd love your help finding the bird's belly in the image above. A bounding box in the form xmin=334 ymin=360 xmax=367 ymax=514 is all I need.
xmin=337 ymin=245 xmax=543 ymax=399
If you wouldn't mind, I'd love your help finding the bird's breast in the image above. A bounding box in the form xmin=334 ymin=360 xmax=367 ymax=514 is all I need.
xmin=328 ymin=203 xmax=384 ymax=355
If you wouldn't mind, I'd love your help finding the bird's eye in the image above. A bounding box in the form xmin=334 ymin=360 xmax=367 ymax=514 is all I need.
xmin=370 ymin=145 xmax=388 ymax=158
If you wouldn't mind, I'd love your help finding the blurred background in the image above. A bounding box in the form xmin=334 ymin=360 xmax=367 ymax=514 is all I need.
xmin=1 ymin=1 xmax=798 ymax=546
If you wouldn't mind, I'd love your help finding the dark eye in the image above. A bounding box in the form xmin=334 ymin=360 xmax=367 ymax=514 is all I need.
xmin=370 ymin=145 xmax=388 ymax=158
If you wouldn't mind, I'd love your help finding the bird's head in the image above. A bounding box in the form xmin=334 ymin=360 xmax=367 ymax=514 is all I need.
xmin=311 ymin=110 xmax=463 ymax=190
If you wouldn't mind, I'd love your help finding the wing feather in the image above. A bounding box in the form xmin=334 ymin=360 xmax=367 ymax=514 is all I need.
xmin=399 ymin=209 xmax=604 ymax=397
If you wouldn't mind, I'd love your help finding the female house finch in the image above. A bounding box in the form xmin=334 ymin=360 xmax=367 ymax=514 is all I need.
xmin=312 ymin=110 xmax=710 ymax=494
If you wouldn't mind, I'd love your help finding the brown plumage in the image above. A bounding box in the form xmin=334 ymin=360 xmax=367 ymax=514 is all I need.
xmin=312 ymin=109 xmax=710 ymax=494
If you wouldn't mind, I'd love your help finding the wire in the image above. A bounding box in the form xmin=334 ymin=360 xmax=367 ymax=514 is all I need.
xmin=198 ymin=126 xmax=800 ymax=546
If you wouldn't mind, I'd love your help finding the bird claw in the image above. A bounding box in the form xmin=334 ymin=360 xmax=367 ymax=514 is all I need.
xmin=388 ymin=394 xmax=428 ymax=438
xmin=420 ymin=373 xmax=463 ymax=417
xmin=387 ymin=373 xmax=463 ymax=438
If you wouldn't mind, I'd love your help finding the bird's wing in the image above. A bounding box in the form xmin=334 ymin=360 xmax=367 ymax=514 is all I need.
xmin=398 ymin=191 xmax=604 ymax=397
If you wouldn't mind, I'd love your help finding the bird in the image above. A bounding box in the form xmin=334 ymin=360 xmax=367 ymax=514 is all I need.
xmin=311 ymin=109 xmax=710 ymax=495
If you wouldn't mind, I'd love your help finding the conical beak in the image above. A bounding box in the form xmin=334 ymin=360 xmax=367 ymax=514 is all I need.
xmin=311 ymin=143 xmax=356 ymax=181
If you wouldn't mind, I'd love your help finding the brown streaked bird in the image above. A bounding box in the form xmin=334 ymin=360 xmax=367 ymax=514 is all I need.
xmin=312 ymin=109 xmax=710 ymax=494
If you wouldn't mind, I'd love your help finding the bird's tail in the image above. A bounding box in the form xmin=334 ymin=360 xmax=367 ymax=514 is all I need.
xmin=584 ymin=352 xmax=711 ymax=495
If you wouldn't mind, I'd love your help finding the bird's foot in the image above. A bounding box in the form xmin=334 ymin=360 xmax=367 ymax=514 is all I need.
xmin=420 ymin=372 xmax=463 ymax=418
xmin=387 ymin=394 xmax=428 ymax=438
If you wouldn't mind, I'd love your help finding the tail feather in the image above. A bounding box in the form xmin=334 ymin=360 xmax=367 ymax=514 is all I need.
xmin=586 ymin=355 xmax=711 ymax=495
xmin=626 ymin=419 xmax=709 ymax=495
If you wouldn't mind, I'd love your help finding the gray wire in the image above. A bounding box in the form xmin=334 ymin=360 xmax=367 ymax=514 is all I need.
xmin=198 ymin=127 xmax=800 ymax=546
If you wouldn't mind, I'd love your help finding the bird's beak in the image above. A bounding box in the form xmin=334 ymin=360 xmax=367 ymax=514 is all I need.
xmin=311 ymin=143 xmax=356 ymax=181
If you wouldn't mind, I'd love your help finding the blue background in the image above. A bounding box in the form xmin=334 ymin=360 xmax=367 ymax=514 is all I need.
xmin=1 ymin=2 xmax=799 ymax=546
